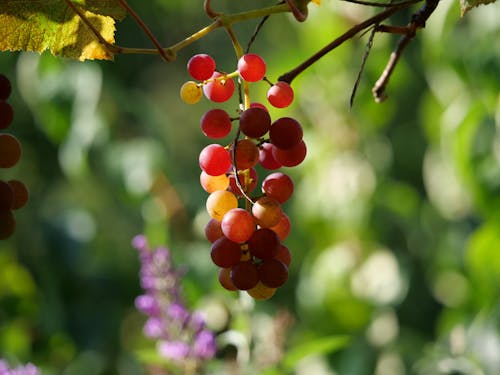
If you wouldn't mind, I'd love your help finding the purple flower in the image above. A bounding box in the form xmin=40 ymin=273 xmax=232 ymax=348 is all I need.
xmin=158 ymin=341 xmax=190 ymax=360
xmin=0 ymin=360 xmax=40 ymax=375
xmin=193 ymin=330 xmax=217 ymax=359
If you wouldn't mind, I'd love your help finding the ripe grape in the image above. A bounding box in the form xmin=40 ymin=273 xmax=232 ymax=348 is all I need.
xmin=267 ymin=81 xmax=294 ymax=108
xmin=203 ymin=72 xmax=235 ymax=103
xmin=251 ymin=196 xmax=282 ymax=228
xmin=237 ymin=53 xmax=266 ymax=82
xmin=270 ymin=213 xmax=291 ymax=241
xmin=180 ymin=81 xmax=202 ymax=104
xmin=0 ymin=210 xmax=15 ymax=240
xmin=218 ymin=268 xmax=238 ymax=291
xmin=233 ymin=139 xmax=259 ymax=170
xmin=221 ymin=208 xmax=255 ymax=243
xmin=187 ymin=54 xmax=216 ymax=81
xmin=199 ymin=144 xmax=231 ymax=176
xmin=239 ymin=107 xmax=271 ymax=138
xmin=272 ymin=140 xmax=307 ymax=167
xmin=200 ymin=108 xmax=232 ymax=139
xmin=230 ymin=261 xmax=259 ymax=290
xmin=274 ymin=244 xmax=291 ymax=267
xmin=248 ymin=228 xmax=280 ymax=260
xmin=229 ymin=168 xmax=258 ymax=196
xmin=259 ymin=143 xmax=281 ymax=170
xmin=205 ymin=218 xmax=224 ymax=243
xmin=247 ymin=281 xmax=276 ymax=300
xmin=0 ymin=74 xmax=11 ymax=100
xmin=269 ymin=117 xmax=303 ymax=150
xmin=258 ymin=259 xmax=288 ymax=288
xmin=200 ymin=171 xmax=229 ymax=193
xmin=250 ymin=102 xmax=268 ymax=112
xmin=0 ymin=134 xmax=22 ymax=168
xmin=0 ymin=180 xmax=14 ymax=210
xmin=211 ymin=236 xmax=242 ymax=268
xmin=0 ymin=101 xmax=14 ymax=130
xmin=262 ymin=172 xmax=294 ymax=203
xmin=206 ymin=190 xmax=238 ymax=221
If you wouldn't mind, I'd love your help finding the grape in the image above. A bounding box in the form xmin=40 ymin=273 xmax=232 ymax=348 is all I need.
xmin=187 ymin=54 xmax=216 ymax=81
xmin=180 ymin=81 xmax=202 ymax=104
xmin=0 ymin=134 xmax=22 ymax=168
xmin=259 ymin=143 xmax=281 ymax=170
xmin=247 ymin=281 xmax=276 ymax=300
xmin=0 ymin=210 xmax=15 ymax=240
xmin=211 ymin=236 xmax=242 ymax=268
xmin=206 ymin=190 xmax=238 ymax=221
xmin=221 ymin=208 xmax=255 ymax=243
xmin=230 ymin=261 xmax=259 ymax=290
xmin=250 ymin=102 xmax=268 ymax=112
xmin=248 ymin=228 xmax=280 ymax=260
xmin=0 ymin=74 xmax=11 ymax=101
xmin=0 ymin=180 xmax=14 ymax=210
xmin=272 ymin=140 xmax=307 ymax=167
xmin=199 ymin=144 xmax=231 ymax=176
xmin=205 ymin=218 xmax=224 ymax=243
xmin=269 ymin=117 xmax=303 ymax=150
xmin=251 ymin=196 xmax=282 ymax=228
xmin=0 ymin=101 xmax=14 ymax=130
xmin=218 ymin=268 xmax=238 ymax=291
xmin=262 ymin=172 xmax=294 ymax=203
xmin=229 ymin=168 xmax=258 ymax=196
xmin=267 ymin=81 xmax=294 ymax=108
xmin=203 ymin=72 xmax=235 ymax=103
xmin=270 ymin=213 xmax=291 ymax=241
xmin=200 ymin=171 xmax=229 ymax=193
xmin=200 ymin=108 xmax=232 ymax=139
xmin=239 ymin=107 xmax=271 ymax=138
xmin=258 ymin=259 xmax=288 ymax=288
xmin=237 ymin=53 xmax=266 ymax=82
xmin=274 ymin=244 xmax=291 ymax=267
xmin=233 ymin=139 xmax=259 ymax=170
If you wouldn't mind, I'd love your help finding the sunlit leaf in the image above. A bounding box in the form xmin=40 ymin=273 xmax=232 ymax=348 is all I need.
xmin=460 ymin=0 xmax=497 ymax=16
xmin=0 ymin=1 xmax=126 ymax=61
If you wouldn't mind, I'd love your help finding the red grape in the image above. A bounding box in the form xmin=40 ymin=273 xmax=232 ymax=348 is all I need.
xmin=221 ymin=208 xmax=255 ymax=243
xmin=233 ymin=139 xmax=259 ymax=170
xmin=267 ymin=81 xmax=294 ymax=108
xmin=258 ymin=259 xmax=288 ymax=288
xmin=272 ymin=140 xmax=307 ymax=167
xmin=218 ymin=268 xmax=238 ymax=291
xmin=239 ymin=107 xmax=271 ymax=138
xmin=0 ymin=180 xmax=14 ymax=210
xmin=269 ymin=117 xmax=303 ymax=150
xmin=274 ymin=244 xmax=291 ymax=267
xmin=211 ymin=236 xmax=242 ymax=268
xmin=248 ymin=228 xmax=280 ymax=260
xmin=259 ymin=143 xmax=281 ymax=170
xmin=0 ymin=101 xmax=14 ymax=130
xmin=0 ymin=210 xmax=15 ymax=240
xmin=199 ymin=144 xmax=231 ymax=176
xmin=238 ymin=53 xmax=266 ymax=82
xmin=252 ymin=196 xmax=282 ymax=228
xmin=231 ymin=261 xmax=259 ymax=290
xmin=0 ymin=134 xmax=22 ymax=168
xmin=262 ymin=172 xmax=294 ymax=203
xmin=205 ymin=218 xmax=224 ymax=243
xmin=0 ymin=74 xmax=11 ymax=101
xmin=270 ymin=213 xmax=291 ymax=241
xmin=187 ymin=54 xmax=216 ymax=81
xmin=203 ymin=72 xmax=235 ymax=103
xmin=200 ymin=108 xmax=232 ymax=139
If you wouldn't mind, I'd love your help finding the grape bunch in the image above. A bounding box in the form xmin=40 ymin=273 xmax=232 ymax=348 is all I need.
xmin=181 ymin=53 xmax=306 ymax=300
xmin=0 ymin=74 xmax=29 ymax=240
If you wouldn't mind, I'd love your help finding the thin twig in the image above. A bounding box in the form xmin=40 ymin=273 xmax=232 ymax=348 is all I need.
xmin=204 ymin=0 xmax=220 ymax=18
xmin=231 ymin=130 xmax=255 ymax=206
xmin=246 ymin=15 xmax=270 ymax=54
xmin=350 ymin=26 xmax=377 ymax=109
xmin=284 ymin=0 xmax=308 ymax=21
xmin=340 ymin=0 xmax=422 ymax=7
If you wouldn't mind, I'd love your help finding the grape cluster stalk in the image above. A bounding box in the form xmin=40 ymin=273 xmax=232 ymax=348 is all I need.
xmin=181 ymin=53 xmax=306 ymax=300
xmin=0 ymin=74 xmax=29 ymax=240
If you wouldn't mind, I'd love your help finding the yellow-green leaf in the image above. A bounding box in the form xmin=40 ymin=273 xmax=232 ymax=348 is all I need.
xmin=0 ymin=1 xmax=126 ymax=61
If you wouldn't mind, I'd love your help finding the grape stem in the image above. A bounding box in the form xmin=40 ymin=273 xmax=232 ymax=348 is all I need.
xmin=231 ymin=129 xmax=255 ymax=207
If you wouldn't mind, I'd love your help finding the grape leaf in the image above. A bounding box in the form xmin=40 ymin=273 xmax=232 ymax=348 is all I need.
xmin=0 ymin=1 xmax=126 ymax=61
xmin=460 ymin=0 xmax=497 ymax=15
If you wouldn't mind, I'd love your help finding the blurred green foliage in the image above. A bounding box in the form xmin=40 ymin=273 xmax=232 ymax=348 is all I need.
xmin=1 ymin=0 xmax=500 ymax=374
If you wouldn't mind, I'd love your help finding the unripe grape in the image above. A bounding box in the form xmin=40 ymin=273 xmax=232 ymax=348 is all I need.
xmin=218 ymin=268 xmax=238 ymax=291
xmin=0 ymin=134 xmax=22 ymax=168
xmin=211 ymin=236 xmax=242 ymax=268
xmin=269 ymin=117 xmax=303 ymax=150
xmin=258 ymin=259 xmax=288 ymax=288
xmin=199 ymin=144 xmax=231 ymax=176
xmin=248 ymin=228 xmax=280 ymax=260
xmin=200 ymin=171 xmax=229 ymax=193
xmin=262 ymin=172 xmax=294 ymax=203
xmin=221 ymin=208 xmax=255 ymax=243
xmin=259 ymin=143 xmax=281 ymax=170
xmin=206 ymin=190 xmax=238 ymax=221
xmin=205 ymin=218 xmax=224 ymax=243
xmin=272 ymin=140 xmax=307 ymax=167
xmin=233 ymin=139 xmax=259 ymax=170
xmin=180 ymin=81 xmax=202 ymax=104
xmin=238 ymin=53 xmax=266 ymax=82
xmin=239 ymin=107 xmax=271 ymax=138
xmin=247 ymin=281 xmax=276 ymax=300
xmin=203 ymin=72 xmax=235 ymax=103
xmin=252 ymin=196 xmax=282 ymax=228
xmin=267 ymin=81 xmax=294 ymax=108
xmin=230 ymin=261 xmax=259 ymax=290
xmin=200 ymin=108 xmax=232 ymax=139
xmin=187 ymin=54 xmax=216 ymax=81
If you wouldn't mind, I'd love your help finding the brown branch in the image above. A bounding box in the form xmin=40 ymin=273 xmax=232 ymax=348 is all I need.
xmin=372 ymin=0 xmax=440 ymax=101
xmin=204 ymin=0 xmax=220 ymax=18
xmin=284 ymin=0 xmax=308 ymax=22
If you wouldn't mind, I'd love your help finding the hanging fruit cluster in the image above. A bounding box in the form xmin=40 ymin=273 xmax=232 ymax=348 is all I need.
xmin=181 ymin=53 xmax=306 ymax=300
